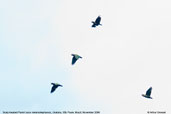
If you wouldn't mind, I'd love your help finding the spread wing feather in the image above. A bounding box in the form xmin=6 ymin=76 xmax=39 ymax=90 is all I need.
xmin=146 ymin=87 xmax=152 ymax=96
xmin=95 ymin=16 xmax=101 ymax=24
xmin=72 ymin=56 xmax=77 ymax=65
xmin=51 ymin=85 xmax=57 ymax=93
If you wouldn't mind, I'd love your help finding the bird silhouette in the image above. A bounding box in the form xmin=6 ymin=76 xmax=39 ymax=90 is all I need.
xmin=71 ymin=54 xmax=82 ymax=65
xmin=50 ymin=83 xmax=62 ymax=93
xmin=92 ymin=16 xmax=102 ymax=27
xmin=142 ymin=87 xmax=153 ymax=99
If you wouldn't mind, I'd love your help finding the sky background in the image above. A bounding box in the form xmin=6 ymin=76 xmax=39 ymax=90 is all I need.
xmin=0 ymin=0 xmax=171 ymax=114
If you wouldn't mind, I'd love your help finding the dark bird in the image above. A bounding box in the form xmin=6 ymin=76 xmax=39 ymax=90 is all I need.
xmin=50 ymin=83 xmax=62 ymax=93
xmin=142 ymin=87 xmax=153 ymax=99
xmin=71 ymin=54 xmax=82 ymax=65
xmin=92 ymin=16 xmax=102 ymax=27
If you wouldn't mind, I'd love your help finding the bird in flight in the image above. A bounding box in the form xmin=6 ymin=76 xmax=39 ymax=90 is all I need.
xmin=50 ymin=83 xmax=63 ymax=93
xmin=142 ymin=87 xmax=153 ymax=99
xmin=92 ymin=16 xmax=102 ymax=27
xmin=71 ymin=54 xmax=82 ymax=65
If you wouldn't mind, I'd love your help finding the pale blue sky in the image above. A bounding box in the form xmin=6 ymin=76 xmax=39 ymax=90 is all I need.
xmin=1 ymin=0 xmax=171 ymax=114
xmin=0 ymin=0 xmax=85 ymax=111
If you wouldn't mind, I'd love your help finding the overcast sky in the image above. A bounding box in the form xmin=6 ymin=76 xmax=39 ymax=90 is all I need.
xmin=0 ymin=0 xmax=171 ymax=114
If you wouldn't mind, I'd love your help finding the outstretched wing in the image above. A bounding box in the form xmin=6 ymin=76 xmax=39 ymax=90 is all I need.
xmin=92 ymin=21 xmax=96 ymax=27
xmin=92 ymin=24 xmax=96 ymax=27
xmin=95 ymin=16 xmax=101 ymax=25
xmin=146 ymin=87 xmax=152 ymax=96
xmin=51 ymin=85 xmax=57 ymax=93
xmin=72 ymin=56 xmax=77 ymax=65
